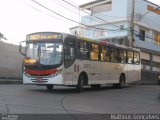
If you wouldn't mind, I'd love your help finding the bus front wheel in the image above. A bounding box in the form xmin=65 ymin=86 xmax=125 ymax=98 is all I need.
xmin=76 ymin=75 xmax=84 ymax=93
xmin=46 ymin=85 xmax=54 ymax=91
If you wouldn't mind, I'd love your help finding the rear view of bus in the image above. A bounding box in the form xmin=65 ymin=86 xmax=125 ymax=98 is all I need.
xmin=19 ymin=32 xmax=63 ymax=90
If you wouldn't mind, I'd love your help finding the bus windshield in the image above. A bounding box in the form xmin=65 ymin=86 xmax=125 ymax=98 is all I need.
xmin=26 ymin=42 xmax=63 ymax=65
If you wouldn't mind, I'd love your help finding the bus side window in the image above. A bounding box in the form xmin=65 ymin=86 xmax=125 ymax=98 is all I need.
xmin=110 ymin=47 xmax=116 ymax=63
xmin=90 ymin=43 xmax=99 ymax=61
xmin=119 ymin=49 xmax=127 ymax=63
xmin=134 ymin=52 xmax=140 ymax=64
xmin=64 ymin=38 xmax=76 ymax=68
xmin=101 ymin=45 xmax=110 ymax=62
xmin=106 ymin=46 xmax=110 ymax=62
xmin=116 ymin=49 xmax=122 ymax=63
xmin=101 ymin=45 xmax=107 ymax=62
xmin=78 ymin=41 xmax=89 ymax=60
xmin=127 ymin=51 xmax=134 ymax=64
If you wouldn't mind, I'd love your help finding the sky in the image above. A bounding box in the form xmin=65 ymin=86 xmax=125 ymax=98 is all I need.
xmin=0 ymin=0 xmax=160 ymax=45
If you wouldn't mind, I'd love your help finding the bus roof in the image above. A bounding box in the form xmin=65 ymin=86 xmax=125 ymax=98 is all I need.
xmin=25 ymin=32 xmax=140 ymax=52
xmin=100 ymin=41 xmax=140 ymax=52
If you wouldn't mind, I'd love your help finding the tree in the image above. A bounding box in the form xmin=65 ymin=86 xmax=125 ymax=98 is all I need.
xmin=0 ymin=32 xmax=7 ymax=41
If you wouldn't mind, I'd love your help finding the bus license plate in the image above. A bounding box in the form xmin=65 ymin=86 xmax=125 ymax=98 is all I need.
xmin=36 ymin=78 xmax=43 ymax=82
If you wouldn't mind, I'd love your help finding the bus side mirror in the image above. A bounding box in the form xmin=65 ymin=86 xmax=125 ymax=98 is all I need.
xmin=19 ymin=41 xmax=26 ymax=56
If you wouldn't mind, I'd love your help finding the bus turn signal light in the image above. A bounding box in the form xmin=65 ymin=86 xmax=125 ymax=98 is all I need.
xmin=24 ymin=58 xmax=37 ymax=64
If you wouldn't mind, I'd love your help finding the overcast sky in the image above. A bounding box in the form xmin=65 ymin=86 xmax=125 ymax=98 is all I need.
xmin=0 ymin=0 xmax=160 ymax=45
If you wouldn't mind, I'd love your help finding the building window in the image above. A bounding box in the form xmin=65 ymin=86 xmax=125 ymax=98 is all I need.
xmin=140 ymin=30 xmax=145 ymax=41
xmin=155 ymin=34 xmax=160 ymax=45
xmin=93 ymin=30 xmax=107 ymax=37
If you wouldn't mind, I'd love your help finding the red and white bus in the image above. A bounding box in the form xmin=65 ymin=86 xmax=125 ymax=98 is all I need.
xmin=19 ymin=32 xmax=141 ymax=92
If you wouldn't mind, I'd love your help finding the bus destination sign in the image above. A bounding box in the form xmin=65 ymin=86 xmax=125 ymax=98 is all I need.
xmin=26 ymin=32 xmax=62 ymax=41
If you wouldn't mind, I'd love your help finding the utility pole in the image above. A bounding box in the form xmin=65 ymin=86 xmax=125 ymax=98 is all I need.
xmin=129 ymin=0 xmax=135 ymax=47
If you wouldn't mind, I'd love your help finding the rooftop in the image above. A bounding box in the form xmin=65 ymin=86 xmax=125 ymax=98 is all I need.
xmin=79 ymin=0 xmax=159 ymax=9
xmin=79 ymin=0 xmax=106 ymax=8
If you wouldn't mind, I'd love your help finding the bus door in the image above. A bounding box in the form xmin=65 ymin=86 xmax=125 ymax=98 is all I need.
xmin=64 ymin=37 xmax=76 ymax=85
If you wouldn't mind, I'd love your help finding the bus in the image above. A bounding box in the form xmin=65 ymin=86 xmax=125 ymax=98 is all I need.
xmin=19 ymin=32 xmax=141 ymax=92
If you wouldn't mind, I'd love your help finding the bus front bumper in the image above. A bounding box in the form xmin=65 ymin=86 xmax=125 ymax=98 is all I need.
xmin=23 ymin=74 xmax=64 ymax=85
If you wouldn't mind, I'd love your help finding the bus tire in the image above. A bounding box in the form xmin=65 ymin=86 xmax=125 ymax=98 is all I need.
xmin=112 ymin=84 xmax=119 ymax=88
xmin=118 ymin=74 xmax=126 ymax=89
xmin=158 ymin=80 xmax=160 ymax=85
xmin=76 ymin=75 xmax=84 ymax=93
xmin=46 ymin=85 xmax=54 ymax=91
xmin=91 ymin=84 xmax=101 ymax=89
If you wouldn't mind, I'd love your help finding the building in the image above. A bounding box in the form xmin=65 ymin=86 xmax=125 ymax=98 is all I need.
xmin=70 ymin=0 xmax=160 ymax=83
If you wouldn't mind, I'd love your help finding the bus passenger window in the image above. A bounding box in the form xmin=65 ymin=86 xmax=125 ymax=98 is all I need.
xmin=134 ymin=52 xmax=140 ymax=64
xmin=101 ymin=46 xmax=110 ymax=62
xmin=90 ymin=43 xmax=99 ymax=61
xmin=119 ymin=50 xmax=127 ymax=63
xmin=116 ymin=49 xmax=121 ymax=63
xmin=127 ymin=51 xmax=134 ymax=64
xmin=78 ymin=41 xmax=89 ymax=60
xmin=110 ymin=47 xmax=116 ymax=62
xmin=101 ymin=46 xmax=107 ymax=62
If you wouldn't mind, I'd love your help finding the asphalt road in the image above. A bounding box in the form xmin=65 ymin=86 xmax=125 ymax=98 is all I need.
xmin=0 ymin=84 xmax=159 ymax=115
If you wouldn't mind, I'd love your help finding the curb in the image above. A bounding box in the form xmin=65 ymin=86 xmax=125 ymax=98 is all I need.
xmin=0 ymin=79 xmax=22 ymax=84
xmin=130 ymin=82 xmax=158 ymax=86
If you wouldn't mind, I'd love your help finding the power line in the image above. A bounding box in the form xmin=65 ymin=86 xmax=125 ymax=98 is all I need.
xmin=49 ymin=0 xmax=80 ymax=15
xmin=17 ymin=0 xmax=60 ymax=20
xmin=62 ymin=0 xmax=159 ymax=42
xmin=60 ymin=0 xmax=132 ymax=24
xmin=27 ymin=0 xmax=158 ymax=43
xmin=49 ymin=0 xmax=104 ymax=23
xmin=31 ymin=0 xmax=128 ymax=32
xmin=61 ymin=0 xmax=123 ymax=29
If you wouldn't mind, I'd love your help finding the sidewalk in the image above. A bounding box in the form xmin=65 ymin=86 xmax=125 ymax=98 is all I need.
xmin=0 ymin=78 xmax=22 ymax=84
xmin=131 ymin=80 xmax=158 ymax=85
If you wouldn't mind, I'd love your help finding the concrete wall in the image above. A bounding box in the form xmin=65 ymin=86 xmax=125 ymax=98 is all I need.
xmin=0 ymin=41 xmax=23 ymax=79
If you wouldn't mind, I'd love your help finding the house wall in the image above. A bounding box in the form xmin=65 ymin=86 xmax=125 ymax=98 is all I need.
xmin=0 ymin=41 xmax=23 ymax=79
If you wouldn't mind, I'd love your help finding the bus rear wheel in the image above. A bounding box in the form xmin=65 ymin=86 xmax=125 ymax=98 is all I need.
xmin=118 ymin=75 xmax=126 ymax=89
xmin=46 ymin=85 xmax=54 ymax=91
xmin=76 ymin=75 xmax=84 ymax=93
xmin=113 ymin=75 xmax=125 ymax=89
